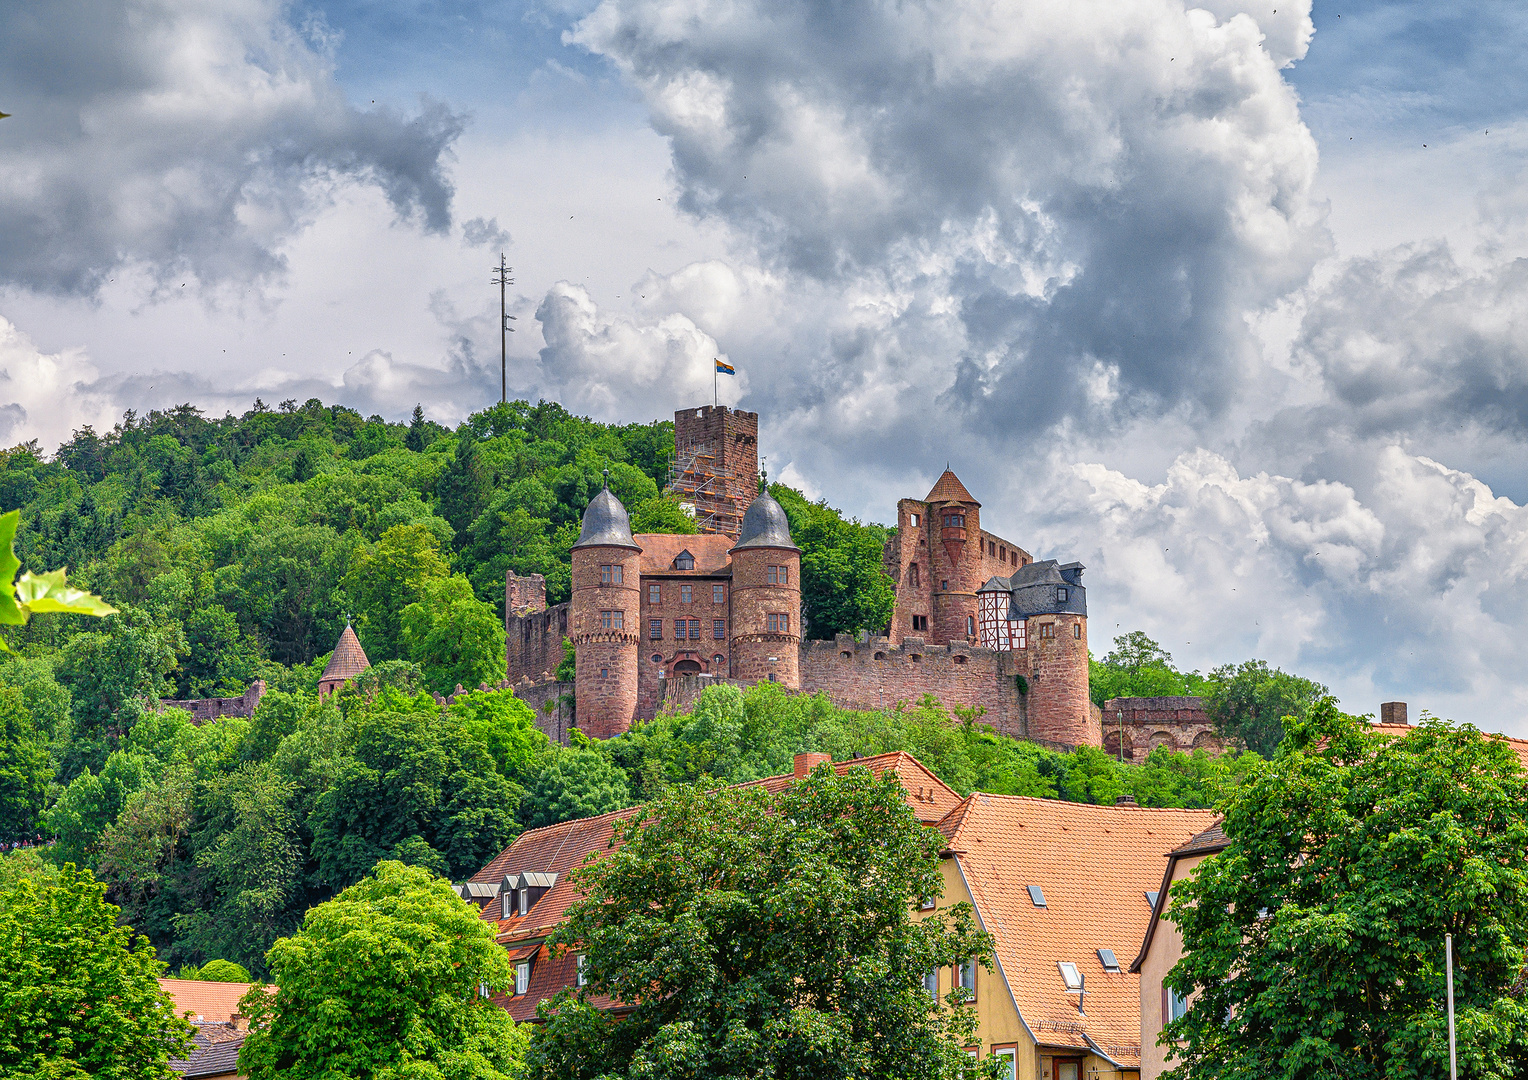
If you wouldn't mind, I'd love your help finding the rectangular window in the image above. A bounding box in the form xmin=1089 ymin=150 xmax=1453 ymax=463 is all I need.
xmin=909 ymin=563 xmax=919 ymax=586
xmin=713 ymin=619 xmax=725 ymax=639
xmin=911 ymin=614 xmax=929 ymax=632
xmin=909 ymin=512 xmax=920 ymax=528
xmin=713 ymin=584 xmax=725 ymax=604
xmin=681 ymin=584 xmax=693 ymax=604
xmin=650 ymin=583 xmax=661 ymax=604
xmin=941 ymin=580 xmax=949 ymax=591
xmin=479 ymin=982 xmax=490 ymax=999
xmin=1168 ymin=987 xmax=1189 ymax=1022
xmin=600 ymin=564 xmax=623 ymax=585
xmin=923 ymin=969 xmax=939 ymax=998
xmin=1039 ymin=622 xmax=1055 ymax=639
xmin=994 ymin=1048 xmax=1016 ymax=1080
xmin=692 ymin=619 xmax=703 ymax=639
xmin=501 ymin=891 xmax=514 ymax=919
xmin=515 ymin=960 xmax=530 ymax=996
xmin=519 ymin=889 xmax=529 ymax=916
xmin=601 ymin=610 xmax=611 ymax=629
xmin=601 ymin=611 xmax=624 ymax=630
xmin=920 ymin=895 xmax=936 ymax=910
xmin=1016 ymin=621 xmax=1026 ymax=649
xmin=955 ymin=959 xmax=977 ymax=999
xmin=1074 ymin=623 xmax=1082 ymax=639
xmin=649 ymin=619 xmax=663 ymax=639
xmin=1012 ymin=550 xmax=1019 ymax=566
xmin=766 ymin=613 xmax=789 ymax=633
xmin=1098 ymin=948 xmax=1121 ymax=972
xmin=1057 ymin=587 xmax=1067 ymax=602
xmin=576 ymin=954 xmax=588 ymax=988
xmin=767 ymin=565 xmax=777 ymax=585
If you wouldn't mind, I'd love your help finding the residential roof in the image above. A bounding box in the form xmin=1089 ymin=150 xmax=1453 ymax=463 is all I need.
xmin=168 ymin=1025 xmax=245 ymax=1079
xmin=732 ymin=491 xmax=799 ymax=552
xmin=937 ymin=793 xmax=1215 ymax=1068
xmin=925 ymin=469 xmax=980 ymax=507
xmin=572 ymin=486 xmax=640 ymax=552
xmin=1368 ymin=721 xmax=1528 ymax=769
xmin=158 ymin=979 xmax=268 ymax=1023
xmin=320 ymin=625 xmax=370 ymax=684
xmin=635 ymin=533 xmax=734 ymax=575
xmin=469 ymin=751 xmax=964 ymax=1021
xmin=1128 ymin=819 xmax=1231 ymax=977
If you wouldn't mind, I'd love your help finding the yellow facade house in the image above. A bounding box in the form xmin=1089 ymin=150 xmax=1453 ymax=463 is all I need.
xmin=922 ymin=793 xmax=1215 ymax=1080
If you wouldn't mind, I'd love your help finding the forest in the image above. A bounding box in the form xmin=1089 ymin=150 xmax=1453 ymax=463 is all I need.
xmin=0 ymin=397 xmax=1323 ymax=975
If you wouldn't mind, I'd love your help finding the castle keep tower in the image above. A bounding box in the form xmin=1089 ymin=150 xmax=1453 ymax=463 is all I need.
xmin=668 ymin=405 xmax=759 ymax=538
xmin=727 ymin=491 xmax=801 ymax=688
xmin=570 ymin=484 xmax=642 ymax=738
xmin=926 ymin=470 xmax=984 ymax=646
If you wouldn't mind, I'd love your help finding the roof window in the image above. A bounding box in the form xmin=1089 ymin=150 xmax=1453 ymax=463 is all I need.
xmin=1027 ymin=885 xmax=1046 ymax=907
xmin=673 ymin=550 xmax=695 ymax=570
xmin=1145 ymin=890 xmax=1159 ymax=908
xmin=1097 ymin=949 xmax=1120 ymax=972
xmin=1057 ymin=962 xmax=1083 ymax=990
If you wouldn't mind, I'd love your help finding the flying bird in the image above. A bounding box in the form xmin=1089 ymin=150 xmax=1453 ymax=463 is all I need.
xmin=0 ymin=112 xmax=10 ymax=119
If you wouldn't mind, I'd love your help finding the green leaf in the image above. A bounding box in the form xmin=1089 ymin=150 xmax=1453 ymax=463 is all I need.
xmin=0 ymin=509 xmax=23 ymax=626
xmin=15 ymin=569 xmax=118 ymax=618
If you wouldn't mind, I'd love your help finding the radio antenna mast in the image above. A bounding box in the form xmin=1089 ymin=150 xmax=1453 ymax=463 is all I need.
xmin=492 ymin=254 xmax=516 ymax=404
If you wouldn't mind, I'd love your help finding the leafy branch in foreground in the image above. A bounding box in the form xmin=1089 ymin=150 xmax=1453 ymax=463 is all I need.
xmin=0 ymin=509 xmax=116 ymax=648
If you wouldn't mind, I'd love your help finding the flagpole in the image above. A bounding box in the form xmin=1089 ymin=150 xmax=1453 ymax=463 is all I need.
xmin=714 ymin=360 xmax=718 ymax=409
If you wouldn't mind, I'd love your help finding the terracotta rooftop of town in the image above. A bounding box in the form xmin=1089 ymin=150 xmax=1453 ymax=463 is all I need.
xmin=468 ymin=751 xmax=961 ymax=1021
xmin=936 ymin=793 xmax=1215 ymax=1069
xmin=157 ymin=978 xmax=269 ymax=1023
xmin=320 ymin=624 xmax=370 ymax=684
xmin=925 ymin=468 xmax=979 ymax=507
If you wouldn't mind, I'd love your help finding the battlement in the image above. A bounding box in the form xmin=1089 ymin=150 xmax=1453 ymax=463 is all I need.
xmin=159 ymin=680 xmax=265 ymax=725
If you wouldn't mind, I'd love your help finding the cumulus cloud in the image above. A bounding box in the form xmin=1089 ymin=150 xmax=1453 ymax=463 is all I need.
xmin=462 ymin=216 xmax=514 ymax=249
xmin=569 ymin=0 xmax=1328 ymax=453
xmin=0 ymin=0 xmax=464 ymax=297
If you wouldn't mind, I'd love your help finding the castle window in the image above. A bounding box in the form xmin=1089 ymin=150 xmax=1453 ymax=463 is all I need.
xmin=650 ymin=584 xmax=661 ymax=604
xmin=943 ymin=514 xmax=965 ymax=529
xmin=909 ymin=563 xmax=919 ymax=587
xmin=1011 ymin=550 xmax=1018 ymax=566
xmin=713 ymin=584 xmax=725 ymax=604
xmin=600 ymin=667 xmax=608 ymax=678
xmin=768 ymin=673 xmax=777 ymax=682
xmin=909 ymin=512 xmax=920 ymax=527
xmin=681 ymin=584 xmax=693 ymax=604
xmin=1074 ymin=623 xmax=1082 ymax=639
xmin=989 ymin=540 xmax=996 ymax=556
xmin=677 ymin=619 xmax=700 ymax=640
xmin=1057 ymin=587 xmax=1067 ymax=602
xmin=999 ymin=545 xmax=1006 ymax=559
xmin=766 ymin=612 xmax=789 ymax=633
xmin=673 ymin=551 xmax=695 ymax=571
xmin=767 ymin=565 xmax=789 ymax=585
xmin=1039 ymin=623 xmax=1055 ymax=639
xmin=712 ymin=654 xmax=725 ymax=669
xmin=649 ymin=619 xmax=663 ymax=639
xmin=600 ymin=564 xmax=623 ymax=585
xmin=911 ymin=614 xmax=928 ymax=632
xmin=967 ymin=615 xmax=975 ymax=636
xmin=713 ymin=619 xmax=725 ymax=639
xmin=941 ymin=580 xmax=948 ymax=591
xmin=651 ymin=653 xmax=663 ymax=663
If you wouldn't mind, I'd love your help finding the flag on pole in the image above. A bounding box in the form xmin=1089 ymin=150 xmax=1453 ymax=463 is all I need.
xmin=715 ymin=360 xmax=736 ymax=375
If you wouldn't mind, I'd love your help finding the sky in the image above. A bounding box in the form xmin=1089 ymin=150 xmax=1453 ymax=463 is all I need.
xmin=5 ymin=0 xmax=1528 ymax=731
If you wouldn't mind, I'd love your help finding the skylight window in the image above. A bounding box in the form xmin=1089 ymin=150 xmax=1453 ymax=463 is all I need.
xmin=1097 ymin=949 xmax=1120 ymax=972
xmin=1057 ymin=962 xmax=1082 ymax=990
xmin=1027 ymin=885 xmax=1046 ymax=907
xmin=1145 ymin=890 xmax=1159 ymax=908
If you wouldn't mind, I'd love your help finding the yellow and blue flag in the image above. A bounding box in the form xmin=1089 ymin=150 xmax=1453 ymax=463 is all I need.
xmin=715 ymin=360 xmax=735 ymax=376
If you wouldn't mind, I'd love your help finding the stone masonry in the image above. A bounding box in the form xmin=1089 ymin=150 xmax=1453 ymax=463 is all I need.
xmin=1099 ymin=696 xmax=1226 ymax=760
xmin=159 ymin=680 xmax=266 ymax=725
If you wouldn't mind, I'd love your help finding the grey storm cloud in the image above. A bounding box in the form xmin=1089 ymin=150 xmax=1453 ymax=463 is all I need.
xmin=565 ymin=0 xmax=1329 ymax=453
xmin=0 ymin=0 xmax=465 ymax=297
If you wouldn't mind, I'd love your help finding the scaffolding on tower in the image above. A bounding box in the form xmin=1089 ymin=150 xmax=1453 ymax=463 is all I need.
xmin=667 ymin=440 xmax=745 ymax=538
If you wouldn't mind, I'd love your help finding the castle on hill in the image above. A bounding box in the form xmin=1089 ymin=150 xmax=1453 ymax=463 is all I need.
xmin=506 ymin=404 xmax=1103 ymax=748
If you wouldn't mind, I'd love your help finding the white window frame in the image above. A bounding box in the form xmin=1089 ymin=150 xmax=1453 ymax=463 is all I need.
xmin=923 ymin=969 xmax=940 ymax=998
xmin=515 ymin=960 xmax=530 ymax=996
xmin=501 ymin=890 xmax=513 ymax=919
xmin=576 ymin=953 xmax=588 ymax=987
xmin=994 ymin=1047 xmax=1017 ymax=1080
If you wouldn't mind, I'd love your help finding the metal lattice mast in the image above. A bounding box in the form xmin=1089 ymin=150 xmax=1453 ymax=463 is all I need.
xmin=492 ymin=254 xmax=516 ymax=404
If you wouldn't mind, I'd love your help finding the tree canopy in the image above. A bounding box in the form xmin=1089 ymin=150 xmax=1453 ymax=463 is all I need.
xmin=1165 ymin=702 xmax=1528 ymax=1079
xmin=530 ymin=765 xmax=996 ymax=1080
xmin=239 ymin=860 xmax=528 ymax=1080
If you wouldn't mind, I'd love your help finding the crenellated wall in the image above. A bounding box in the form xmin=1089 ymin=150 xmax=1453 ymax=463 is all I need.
xmin=506 ymin=602 xmax=570 ymax=684
xmin=159 ymin=680 xmax=265 ymax=725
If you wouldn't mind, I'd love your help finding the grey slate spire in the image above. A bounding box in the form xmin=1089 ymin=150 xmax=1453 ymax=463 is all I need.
xmin=572 ymin=485 xmax=640 ymax=551
xmin=732 ymin=490 xmax=799 ymax=552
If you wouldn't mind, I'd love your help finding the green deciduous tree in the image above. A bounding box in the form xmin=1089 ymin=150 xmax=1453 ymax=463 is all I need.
xmin=238 ymin=860 xmax=527 ymax=1080
xmin=522 ymin=745 xmax=631 ymax=828
xmin=1204 ymin=658 xmax=1327 ymax=756
xmin=0 ymin=684 xmax=50 ymax=840
xmin=529 ymin=765 xmax=996 ymax=1080
xmin=1165 ymin=702 xmax=1528 ymax=1079
xmin=400 ymin=575 xmax=507 ymax=695
xmin=0 ymin=864 xmax=194 ymax=1079
xmin=1088 ymin=631 xmax=1210 ymax=707
xmin=771 ymin=484 xmax=895 ymax=639
xmin=437 ymin=433 xmax=495 ymax=543
xmin=342 ymin=523 xmax=451 ymax=660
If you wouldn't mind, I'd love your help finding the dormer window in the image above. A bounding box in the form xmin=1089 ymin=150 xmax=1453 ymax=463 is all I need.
xmin=515 ymin=960 xmax=531 ymax=996
xmin=519 ymin=888 xmax=529 ymax=916
xmin=501 ymin=890 xmax=515 ymax=919
xmin=673 ymin=550 xmax=695 ymax=570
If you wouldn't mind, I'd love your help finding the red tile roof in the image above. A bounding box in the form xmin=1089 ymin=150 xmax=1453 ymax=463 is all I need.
xmin=157 ymin=979 xmax=269 ymax=1024
xmin=635 ymin=533 xmax=735 ymax=575
xmin=320 ymin=624 xmax=370 ymax=683
xmin=470 ymin=752 xmax=965 ymax=1020
xmin=1368 ymin=721 xmax=1528 ymax=769
xmin=925 ymin=469 xmax=980 ymax=507
xmin=938 ymin=793 xmax=1215 ymax=1068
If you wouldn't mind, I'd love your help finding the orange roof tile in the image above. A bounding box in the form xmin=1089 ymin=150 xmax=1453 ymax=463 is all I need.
xmin=634 ymin=533 xmax=734 ymax=575
xmin=470 ymin=751 xmax=968 ymax=1018
xmin=942 ymin=794 xmax=1215 ymax=1068
xmin=158 ymin=979 xmax=271 ymax=1023
xmin=320 ymin=624 xmax=370 ymax=683
xmin=925 ymin=469 xmax=980 ymax=507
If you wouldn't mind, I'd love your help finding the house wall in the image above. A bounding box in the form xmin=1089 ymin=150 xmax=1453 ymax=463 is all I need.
xmin=1138 ymin=852 xmax=1212 ymax=1080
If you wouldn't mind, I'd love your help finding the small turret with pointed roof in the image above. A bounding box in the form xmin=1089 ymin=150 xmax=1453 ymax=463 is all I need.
xmin=731 ymin=488 xmax=799 ymax=552
xmin=319 ymin=622 xmax=371 ymax=698
xmin=572 ymin=470 xmax=640 ymax=552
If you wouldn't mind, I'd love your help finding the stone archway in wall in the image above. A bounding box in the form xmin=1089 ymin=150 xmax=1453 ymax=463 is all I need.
xmin=673 ymin=659 xmax=703 ymax=675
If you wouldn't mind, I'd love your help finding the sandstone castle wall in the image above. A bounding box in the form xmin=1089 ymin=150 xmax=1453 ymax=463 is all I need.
xmin=159 ymin=680 xmax=265 ymax=725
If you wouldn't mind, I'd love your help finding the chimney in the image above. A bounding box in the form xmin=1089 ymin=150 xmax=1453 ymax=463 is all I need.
xmin=1380 ymin=701 xmax=1408 ymax=727
xmin=231 ymin=1013 xmax=249 ymax=1032
xmin=794 ymin=752 xmax=833 ymax=779
xmin=1115 ymin=792 xmax=1137 ymax=806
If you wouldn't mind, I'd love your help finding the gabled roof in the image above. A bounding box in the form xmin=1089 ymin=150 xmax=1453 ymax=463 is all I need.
xmin=169 ymin=1027 xmax=245 ymax=1079
xmin=938 ymin=794 xmax=1215 ymax=1068
xmin=320 ymin=625 xmax=370 ymax=684
xmin=635 ymin=533 xmax=734 ymax=575
xmin=925 ymin=469 xmax=980 ymax=507
xmin=158 ymin=979 xmax=268 ymax=1023
xmin=1129 ymin=820 xmax=1230 ymax=975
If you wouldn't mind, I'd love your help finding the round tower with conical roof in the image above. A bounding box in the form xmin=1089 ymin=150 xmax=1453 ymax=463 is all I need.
xmin=926 ymin=468 xmax=983 ymax=645
xmin=728 ymin=490 xmax=801 ymax=688
xmin=570 ymin=479 xmax=643 ymax=738
xmin=319 ymin=623 xmax=371 ymax=698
